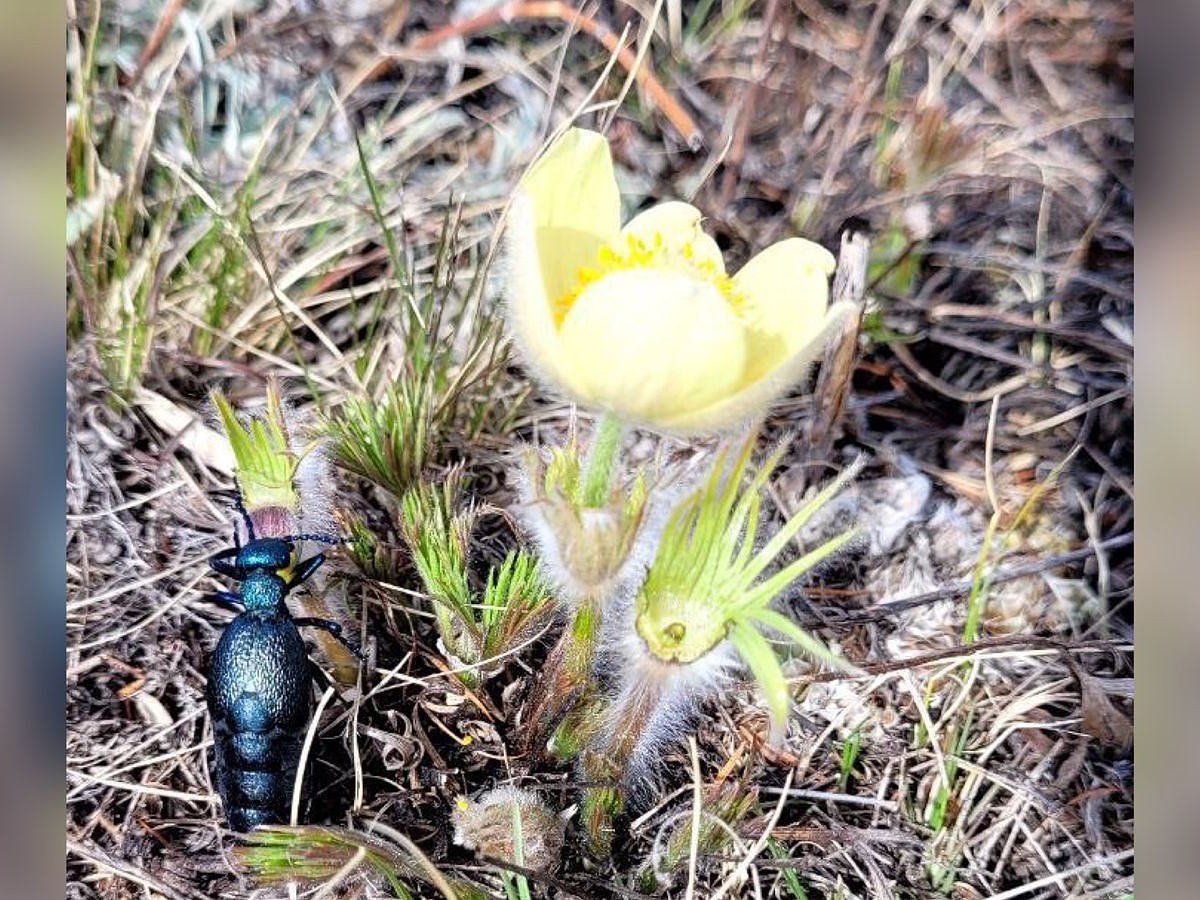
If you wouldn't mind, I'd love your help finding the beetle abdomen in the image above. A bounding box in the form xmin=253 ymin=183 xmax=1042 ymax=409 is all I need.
xmin=207 ymin=613 xmax=313 ymax=831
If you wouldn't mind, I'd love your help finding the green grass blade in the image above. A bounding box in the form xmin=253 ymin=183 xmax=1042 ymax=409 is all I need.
xmin=729 ymin=621 xmax=791 ymax=741
xmin=746 ymin=607 xmax=853 ymax=672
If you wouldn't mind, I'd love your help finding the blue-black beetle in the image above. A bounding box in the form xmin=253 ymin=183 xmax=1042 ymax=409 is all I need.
xmin=206 ymin=511 xmax=358 ymax=832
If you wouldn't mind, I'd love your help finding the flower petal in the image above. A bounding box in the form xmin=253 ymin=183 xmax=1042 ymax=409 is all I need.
xmin=521 ymin=128 xmax=622 ymax=302
xmin=506 ymin=193 xmax=569 ymax=384
xmin=656 ymin=301 xmax=857 ymax=434
xmin=732 ymin=238 xmax=837 ymax=384
xmin=557 ymin=268 xmax=747 ymax=425
xmin=621 ymin=201 xmax=725 ymax=273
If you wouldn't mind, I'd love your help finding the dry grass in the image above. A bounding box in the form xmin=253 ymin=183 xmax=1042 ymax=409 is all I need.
xmin=67 ymin=1 xmax=1132 ymax=897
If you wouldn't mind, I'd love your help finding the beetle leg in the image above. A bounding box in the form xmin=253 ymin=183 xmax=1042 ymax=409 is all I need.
xmin=206 ymin=590 xmax=245 ymax=613
xmin=294 ymin=617 xmax=364 ymax=662
xmin=210 ymin=547 xmax=244 ymax=579
xmin=285 ymin=553 xmax=326 ymax=589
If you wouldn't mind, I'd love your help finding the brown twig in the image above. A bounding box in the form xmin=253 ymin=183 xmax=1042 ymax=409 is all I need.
xmin=801 ymin=634 xmax=1131 ymax=686
xmin=717 ymin=0 xmax=782 ymax=205
xmin=804 ymin=227 xmax=871 ymax=469
xmin=336 ymin=2 xmax=413 ymax=99
xmin=410 ymin=1 xmax=702 ymax=148
xmin=888 ymin=340 xmax=1031 ymax=404
xmin=809 ymin=0 xmax=892 ymax=217
xmin=800 ymin=531 xmax=1133 ymax=627
xmin=739 ymin=822 xmax=919 ymax=846
xmin=127 ymin=0 xmax=187 ymax=89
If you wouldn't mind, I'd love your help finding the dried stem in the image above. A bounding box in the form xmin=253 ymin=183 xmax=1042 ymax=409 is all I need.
xmin=411 ymin=1 xmax=702 ymax=148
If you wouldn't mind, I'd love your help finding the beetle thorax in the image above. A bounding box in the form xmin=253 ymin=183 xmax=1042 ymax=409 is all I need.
xmin=239 ymin=571 xmax=289 ymax=612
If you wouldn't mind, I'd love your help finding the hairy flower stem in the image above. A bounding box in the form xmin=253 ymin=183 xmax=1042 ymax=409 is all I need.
xmin=549 ymin=686 xmax=604 ymax=760
xmin=580 ymin=412 xmax=623 ymax=508
xmin=580 ymin=674 xmax=665 ymax=855
xmin=523 ymin=596 xmax=600 ymax=755
xmin=525 ymin=413 xmax=622 ymax=750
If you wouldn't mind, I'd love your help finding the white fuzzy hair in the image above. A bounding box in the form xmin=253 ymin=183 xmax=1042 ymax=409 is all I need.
xmin=510 ymin=439 xmax=685 ymax=614
xmin=594 ymin=624 xmax=740 ymax=804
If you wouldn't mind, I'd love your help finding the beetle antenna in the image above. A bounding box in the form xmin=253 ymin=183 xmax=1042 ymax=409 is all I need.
xmin=286 ymin=532 xmax=343 ymax=546
xmin=232 ymin=493 xmax=256 ymax=543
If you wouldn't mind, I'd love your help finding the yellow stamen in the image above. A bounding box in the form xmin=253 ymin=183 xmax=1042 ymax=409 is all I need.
xmin=551 ymin=231 xmax=744 ymax=326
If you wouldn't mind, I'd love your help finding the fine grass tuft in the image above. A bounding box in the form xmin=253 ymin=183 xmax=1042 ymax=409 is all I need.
xmin=838 ymin=727 xmax=864 ymax=793
xmin=329 ymin=378 xmax=435 ymax=501
xmin=398 ymin=471 xmax=554 ymax=686
xmin=398 ymin=469 xmax=476 ymax=664
xmin=480 ymin=550 xmax=555 ymax=661
xmin=343 ymin=513 xmax=402 ymax=583
xmin=236 ymin=824 xmax=489 ymax=900
xmin=326 ymin=154 xmax=507 ymax=502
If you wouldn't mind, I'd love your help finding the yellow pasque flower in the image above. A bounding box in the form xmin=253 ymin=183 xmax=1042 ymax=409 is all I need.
xmin=507 ymin=127 xmax=853 ymax=434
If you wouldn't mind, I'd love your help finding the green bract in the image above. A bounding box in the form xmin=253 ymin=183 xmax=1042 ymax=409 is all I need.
xmin=213 ymin=383 xmax=303 ymax=514
xmin=635 ymin=440 xmax=862 ymax=739
xmin=520 ymin=428 xmax=653 ymax=605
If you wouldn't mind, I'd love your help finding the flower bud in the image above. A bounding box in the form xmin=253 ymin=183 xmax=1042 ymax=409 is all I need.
xmin=451 ymin=786 xmax=564 ymax=872
xmin=517 ymin=441 xmax=665 ymax=608
xmin=212 ymin=379 xmax=336 ymax=540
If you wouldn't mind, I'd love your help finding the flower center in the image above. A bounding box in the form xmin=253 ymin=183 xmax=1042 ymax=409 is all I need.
xmin=636 ymin=592 xmax=728 ymax=664
xmin=551 ymin=231 xmax=742 ymax=326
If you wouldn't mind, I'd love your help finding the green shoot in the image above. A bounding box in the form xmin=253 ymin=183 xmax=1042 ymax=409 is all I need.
xmin=767 ymin=839 xmax=809 ymax=900
xmin=580 ymin=412 xmax=625 ymax=507
xmin=866 ymin=222 xmax=924 ymax=300
xmin=838 ymin=728 xmax=863 ymax=792
xmin=398 ymin=471 xmax=478 ymax=668
xmin=236 ymin=824 xmax=490 ymax=900
xmin=871 ymin=57 xmax=906 ymax=181
xmin=961 ymin=513 xmax=999 ymax=645
xmin=398 ymin=474 xmax=552 ymax=686
xmin=635 ymin=440 xmax=862 ymax=738
xmin=502 ymin=801 xmax=533 ymax=900
xmin=927 ymin=711 xmax=975 ymax=834
xmin=329 ymin=379 xmax=434 ymax=501
xmin=212 ymin=382 xmax=302 ymax=514
xmin=480 ymin=550 xmax=555 ymax=660
xmin=344 ymin=514 xmax=401 ymax=583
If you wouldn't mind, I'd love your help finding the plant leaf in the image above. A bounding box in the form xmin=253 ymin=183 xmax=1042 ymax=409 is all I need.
xmin=737 ymin=527 xmax=858 ymax=614
xmin=729 ymin=621 xmax=791 ymax=743
xmin=747 ymin=606 xmax=855 ymax=672
xmin=737 ymin=457 xmax=864 ymax=591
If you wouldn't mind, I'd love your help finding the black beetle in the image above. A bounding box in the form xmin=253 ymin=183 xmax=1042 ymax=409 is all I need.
xmin=206 ymin=513 xmax=359 ymax=832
